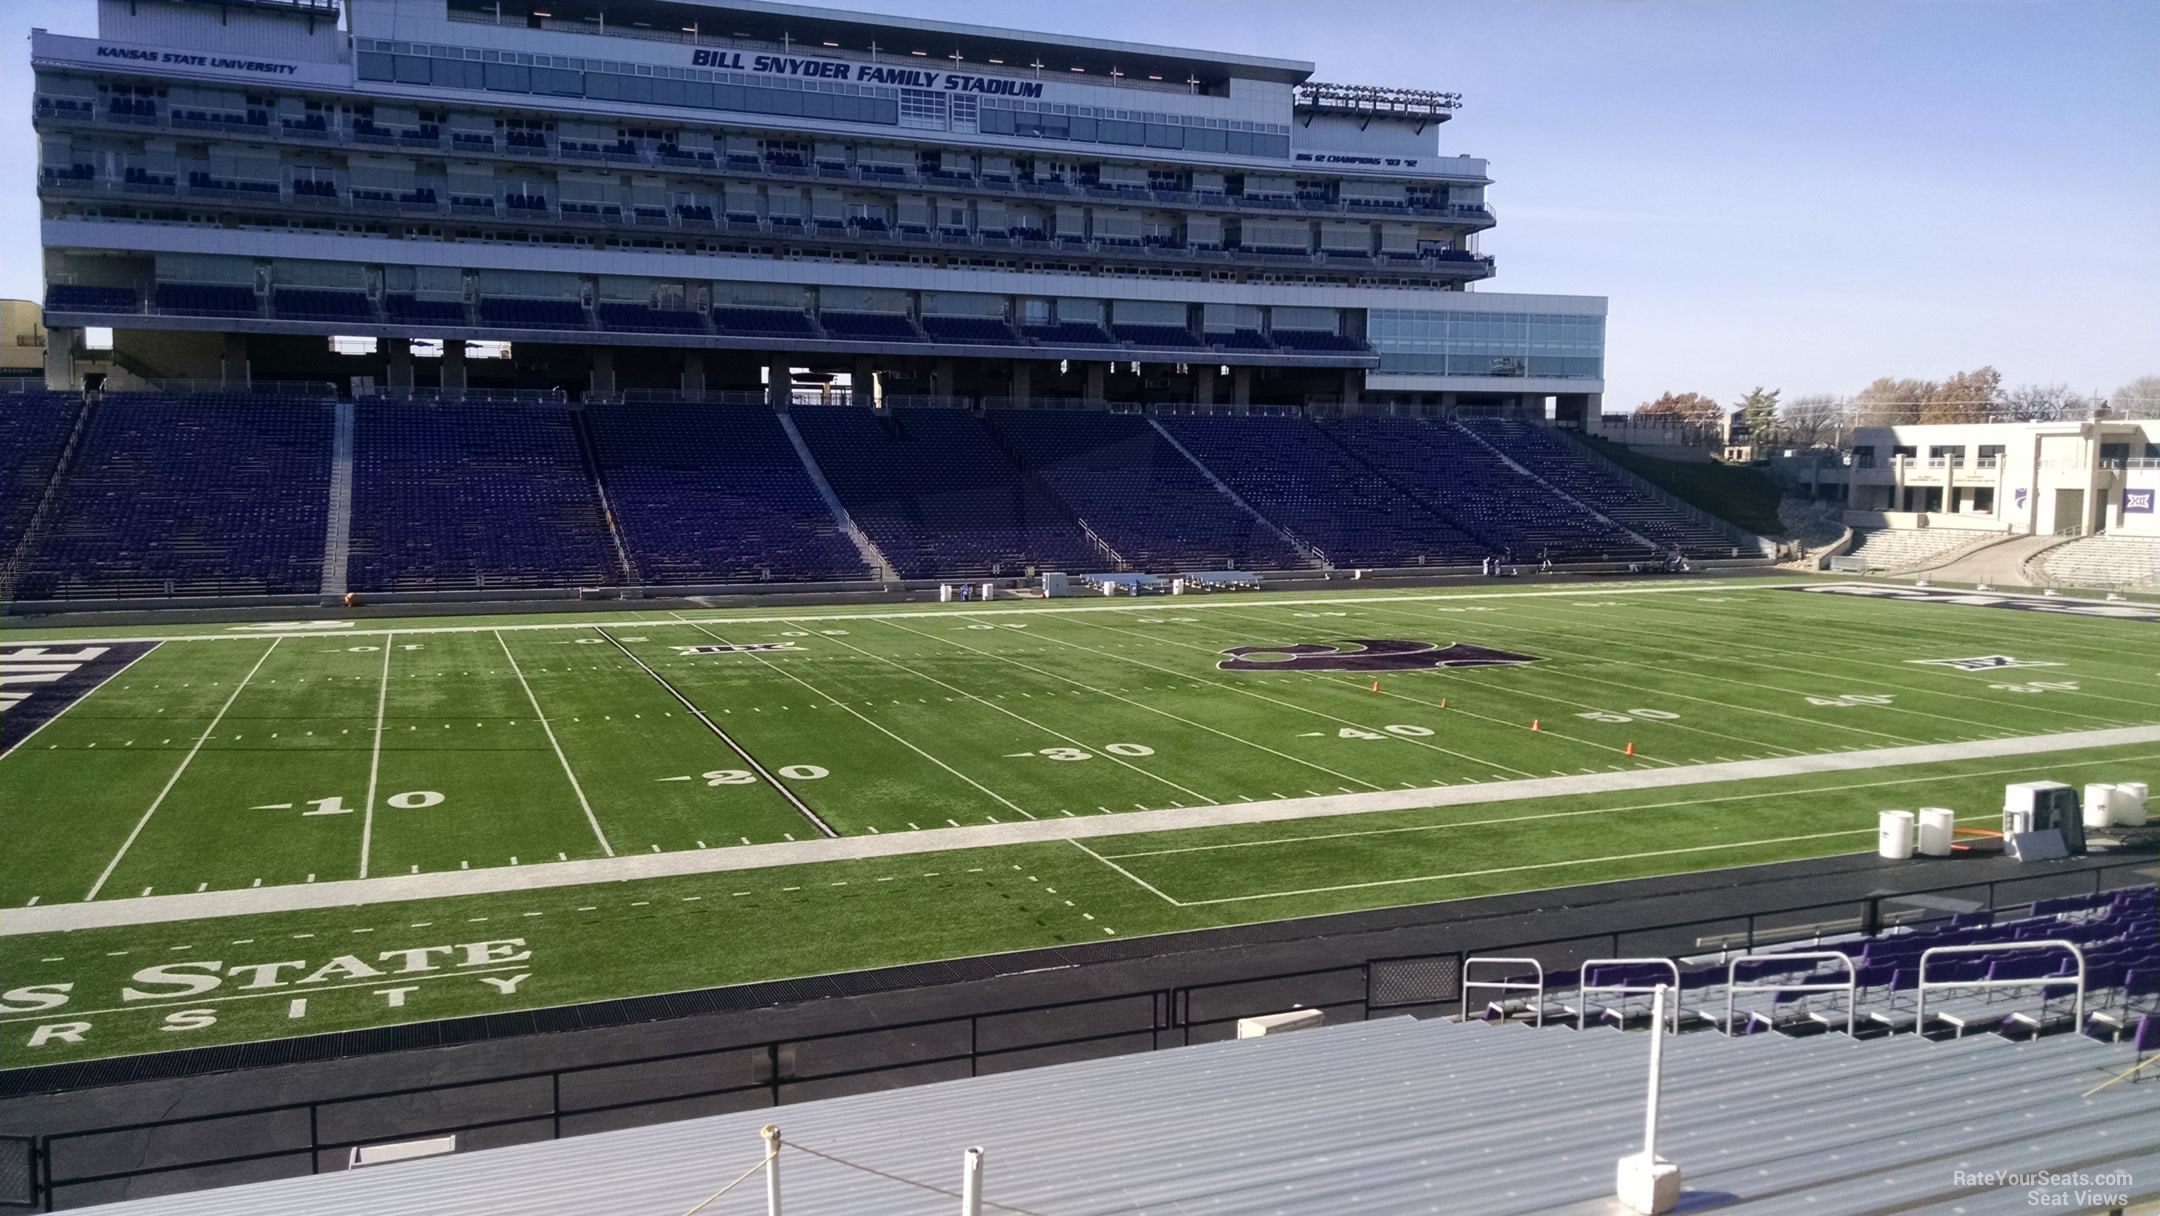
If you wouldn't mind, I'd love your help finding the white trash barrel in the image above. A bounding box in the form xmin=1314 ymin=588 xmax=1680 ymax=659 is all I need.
xmin=1878 ymin=810 xmax=1916 ymax=859
xmin=2113 ymin=781 xmax=2149 ymax=827
xmin=1916 ymin=808 xmax=1957 ymax=857
xmin=2085 ymin=783 xmax=2119 ymax=830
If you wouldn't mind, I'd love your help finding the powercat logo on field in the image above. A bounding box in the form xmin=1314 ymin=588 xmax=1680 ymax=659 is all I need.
xmin=1217 ymin=639 xmax=1541 ymax=673
xmin=0 ymin=642 xmax=160 ymax=755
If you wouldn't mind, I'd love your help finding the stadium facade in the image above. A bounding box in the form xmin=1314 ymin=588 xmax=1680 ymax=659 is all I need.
xmin=29 ymin=0 xmax=1606 ymax=417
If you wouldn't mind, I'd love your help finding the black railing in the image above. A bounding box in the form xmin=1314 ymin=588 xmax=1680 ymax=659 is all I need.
xmin=7 ymin=854 xmax=2149 ymax=1210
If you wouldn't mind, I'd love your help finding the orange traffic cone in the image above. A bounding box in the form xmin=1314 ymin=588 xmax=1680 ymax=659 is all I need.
xmin=1530 ymin=719 xmax=1541 ymax=732
xmin=1625 ymin=741 xmax=1635 ymax=756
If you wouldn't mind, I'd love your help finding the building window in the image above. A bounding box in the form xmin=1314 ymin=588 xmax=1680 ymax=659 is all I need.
xmin=899 ymin=89 xmax=947 ymax=130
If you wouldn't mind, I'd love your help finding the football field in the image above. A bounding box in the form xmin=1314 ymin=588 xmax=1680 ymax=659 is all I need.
xmin=4 ymin=577 xmax=2158 ymax=1066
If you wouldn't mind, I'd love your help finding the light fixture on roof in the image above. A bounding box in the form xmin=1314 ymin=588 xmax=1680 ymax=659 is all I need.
xmin=1148 ymin=75 xmax=1162 ymax=81
xmin=1070 ymin=65 xmax=1085 ymax=72
xmin=987 ymin=57 xmax=1003 ymax=64
xmin=911 ymin=49 xmax=928 ymax=56
xmin=822 ymin=40 xmax=838 ymax=47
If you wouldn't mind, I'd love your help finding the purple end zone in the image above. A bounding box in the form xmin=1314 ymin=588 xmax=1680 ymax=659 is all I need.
xmin=0 ymin=641 xmax=162 ymax=757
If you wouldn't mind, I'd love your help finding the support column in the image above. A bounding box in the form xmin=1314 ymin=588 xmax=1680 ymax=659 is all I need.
xmin=1085 ymin=361 xmax=1107 ymax=404
xmin=1009 ymin=359 xmax=1031 ymax=405
xmin=221 ymin=333 xmax=249 ymax=388
xmin=681 ymin=350 xmax=706 ymax=397
xmin=766 ymin=359 xmax=790 ymax=408
xmin=590 ymin=347 xmax=616 ymax=398
xmin=43 ymin=325 xmax=78 ymax=390
xmin=1341 ymin=369 xmax=1361 ymax=409
xmin=934 ymin=357 xmax=956 ymax=401
xmin=1231 ymin=366 xmax=1253 ymax=408
xmin=385 ymin=337 xmax=414 ymax=397
xmin=852 ymin=357 xmax=875 ymax=407
xmin=440 ymin=340 xmax=468 ymax=399
xmin=1196 ymin=365 xmax=1216 ymax=407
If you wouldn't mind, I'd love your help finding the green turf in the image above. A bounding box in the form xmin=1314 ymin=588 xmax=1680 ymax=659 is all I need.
xmin=4 ymin=578 xmax=2157 ymax=1066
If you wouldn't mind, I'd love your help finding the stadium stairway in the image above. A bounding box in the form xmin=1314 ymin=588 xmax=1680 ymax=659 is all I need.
xmin=568 ymin=407 xmax=643 ymax=591
xmin=0 ymin=390 xmax=92 ymax=600
xmin=1145 ymin=415 xmax=1322 ymax=567
xmin=775 ymin=409 xmax=899 ymax=582
xmin=1450 ymin=419 xmax=1658 ymax=548
xmin=317 ymin=400 xmax=355 ymax=602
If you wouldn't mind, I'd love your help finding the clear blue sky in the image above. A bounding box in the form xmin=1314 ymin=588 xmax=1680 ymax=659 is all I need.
xmin=3 ymin=0 xmax=2155 ymax=406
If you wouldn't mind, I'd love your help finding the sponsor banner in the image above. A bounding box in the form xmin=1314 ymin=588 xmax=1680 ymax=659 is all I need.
xmin=673 ymin=643 xmax=802 ymax=655
xmin=1218 ymin=639 xmax=1540 ymax=672
xmin=687 ymin=50 xmax=1045 ymax=97
xmin=0 ymin=642 xmax=160 ymax=756
xmin=2125 ymin=488 xmax=2155 ymax=515
xmin=1787 ymin=582 xmax=2160 ymax=623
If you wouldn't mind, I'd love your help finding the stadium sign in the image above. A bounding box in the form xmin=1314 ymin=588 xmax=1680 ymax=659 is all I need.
xmin=687 ymin=51 xmax=1046 ymax=97
xmin=3 ymin=938 xmax=535 ymax=1049
xmin=0 ymin=642 xmax=160 ymax=756
xmin=93 ymin=44 xmax=301 ymax=76
xmin=2125 ymin=488 xmax=2155 ymax=514
xmin=1217 ymin=639 xmax=1540 ymax=672
xmin=1787 ymin=582 xmax=2160 ymax=623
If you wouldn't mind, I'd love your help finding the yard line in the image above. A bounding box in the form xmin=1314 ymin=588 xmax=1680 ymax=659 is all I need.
xmin=496 ymin=631 xmax=615 ymax=857
xmin=82 ymin=639 xmax=282 ymax=901
xmin=1498 ymin=597 xmax=2142 ymax=726
xmin=876 ymin=617 xmax=1382 ymax=791
xmin=1166 ymin=824 xmax=1902 ymax=907
xmin=24 ymin=581 xmax=1803 ymax=646
xmin=674 ymin=619 xmax=1036 ymax=820
xmin=798 ymin=619 xmax=1213 ymax=805
xmin=1095 ymin=754 xmax=2154 ymax=860
xmin=1350 ymin=600 xmax=1934 ymax=746
xmin=1205 ymin=604 xmax=1802 ymax=760
xmin=594 ymin=627 xmax=840 ymax=837
xmin=1056 ymin=615 xmax=1541 ymax=777
xmin=24 ymin=725 xmax=2152 ymax=935
xmin=1067 ymin=839 xmax=1184 ymax=906
xmin=0 ymin=640 xmax=163 ymax=760
xmin=356 ymin=631 xmax=395 ymax=880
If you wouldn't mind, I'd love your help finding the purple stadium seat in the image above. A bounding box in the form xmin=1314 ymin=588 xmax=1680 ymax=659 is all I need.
xmin=1153 ymin=414 xmax=1479 ymax=568
xmin=586 ymin=403 xmax=868 ymax=585
xmin=347 ymin=402 xmax=620 ymax=591
xmin=792 ymin=406 xmax=1100 ymax=578
xmin=985 ymin=410 xmax=1304 ymax=572
xmin=13 ymin=395 xmax=332 ymax=598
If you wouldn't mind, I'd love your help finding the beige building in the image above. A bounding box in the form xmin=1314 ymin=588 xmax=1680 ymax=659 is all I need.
xmin=1793 ymin=416 xmax=2160 ymax=540
xmin=0 ymin=299 xmax=45 ymax=374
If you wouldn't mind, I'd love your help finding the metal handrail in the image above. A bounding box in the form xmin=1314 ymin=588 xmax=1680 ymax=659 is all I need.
xmin=1915 ymin=939 xmax=2085 ymax=1033
xmin=1724 ymin=952 xmax=1858 ymax=1036
xmin=1460 ymin=956 xmax=1546 ymax=1027
xmin=1578 ymin=957 xmax=1683 ymax=1032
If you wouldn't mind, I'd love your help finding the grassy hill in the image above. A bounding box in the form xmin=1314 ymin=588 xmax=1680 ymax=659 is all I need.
xmin=1580 ymin=438 xmax=1786 ymax=536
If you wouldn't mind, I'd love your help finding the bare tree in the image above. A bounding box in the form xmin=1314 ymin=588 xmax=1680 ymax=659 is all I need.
xmin=2002 ymin=383 xmax=2085 ymax=423
xmin=1779 ymin=393 xmax=1849 ymax=446
xmin=2111 ymin=375 xmax=2160 ymax=419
